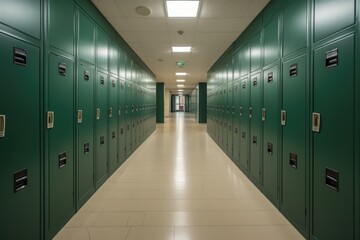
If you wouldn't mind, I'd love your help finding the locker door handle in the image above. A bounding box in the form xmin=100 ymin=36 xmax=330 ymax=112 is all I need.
xmin=262 ymin=108 xmax=266 ymax=121
xmin=109 ymin=108 xmax=113 ymax=118
xmin=0 ymin=115 xmax=5 ymax=138
xmin=312 ymin=113 xmax=321 ymax=132
xmin=249 ymin=108 xmax=252 ymax=118
xmin=96 ymin=108 xmax=100 ymax=120
xmin=84 ymin=71 xmax=90 ymax=80
xmin=281 ymin=110 xmax=287 ymax=126
xmin=47 ymin=111 xmax=54 ymax=129
xmin=77 ymin=110 xmax=83 ymax=124
xmin=118 ymin=107 xmax=121 ymax=116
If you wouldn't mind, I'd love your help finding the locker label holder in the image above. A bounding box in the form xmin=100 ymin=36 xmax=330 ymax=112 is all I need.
xmin=312 ymin=113 xmax=321 ymax=132
xmin=77 ymin=110 xmax=83 ymax=124
xmin=47 ymin=111 xmax=54 ymax=129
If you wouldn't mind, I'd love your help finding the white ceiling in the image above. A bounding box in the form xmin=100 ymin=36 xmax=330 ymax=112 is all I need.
xmin=91 ymin=0 xmax=270 ymax=94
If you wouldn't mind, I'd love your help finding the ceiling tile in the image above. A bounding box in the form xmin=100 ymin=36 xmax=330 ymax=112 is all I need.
xmin=120 ymin=18 xmax=168 ymax=32
xmin=200 ymin=0 xmax=252 ymax=18
xmin=197 ymin=18 xmax=240 ymax=32
xmin=92 ymin=0 xmax=123 ymax=18
xmin=114 ymin=0 xmax=166 ymax=18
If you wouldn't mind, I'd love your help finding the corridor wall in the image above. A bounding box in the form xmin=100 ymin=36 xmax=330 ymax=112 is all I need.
xmin=207 ymin=0 xmax=360 ymax=239
xmin=0 ymin=0 xmax=156 ymax=239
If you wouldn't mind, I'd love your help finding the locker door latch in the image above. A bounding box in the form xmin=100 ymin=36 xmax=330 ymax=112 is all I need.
xmin=77 ymin=110 xmax=83 ymax=124
xmin=281 ymin=110 xmax=287 ymax=126
xmin=96 ymin=108 xmax=100 ymax=120
xmin=326 ymin=168 xmax=339 ymax=191
xmin=262 ymin=108 xmax=266 ymax=121
xmin=84 ymin=71 xmax=90 ymax=80
xmin=0 ymin=115 xmax=5 ymax=138
xmin=290 ymin=64 xmax=298 ymax=77
xmin=109 ymin=108 xmax=113 ymax=118
xmin=312 ymin=113 xmax=321 ymax=132
xmin=267 ymin=72 xmax=273 ymax=83
xmin=47 ymin=111 xmax=54 ymax=129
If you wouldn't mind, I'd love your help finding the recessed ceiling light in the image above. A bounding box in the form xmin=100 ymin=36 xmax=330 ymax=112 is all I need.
xmin=176 ymin=79 xmax=186 ymax=82
xmin=166 ymin=1 xmax=200 ymax=17
xmin=172 ymin=47 xmax=191 ymax=53
xmin=135 ymin=6 xmax=151 ymax=16
xmin=177 ymin=84 xmax=184 ymax=87
xmin=176 ymin=72 xmax=187 ymax=76
xmin=178 ymin=89 xmax=184 ymax=92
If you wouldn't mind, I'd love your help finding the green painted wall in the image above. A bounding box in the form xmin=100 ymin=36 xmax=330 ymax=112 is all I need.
xmin=156 ymin=83 xmax=164 ymax=123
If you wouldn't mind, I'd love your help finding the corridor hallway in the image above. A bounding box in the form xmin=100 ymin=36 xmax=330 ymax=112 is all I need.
xmin=55 ymin=113 xmax=304 ymax=240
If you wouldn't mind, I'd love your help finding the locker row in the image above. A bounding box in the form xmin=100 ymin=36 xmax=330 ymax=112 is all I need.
xmin=0 ymin=0 xmax=157 ymax=239
xmin=207 ymin=0 xmax=359 ymax=240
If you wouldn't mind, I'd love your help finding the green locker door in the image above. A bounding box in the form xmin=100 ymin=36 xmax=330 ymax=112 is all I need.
xmin=240 ymin=44 xmax=250 ymax=77
xmin=282 ymin=54 xmax=308 ymax=234
xmin=49 ymin=0 xmax=74 ymax=55
xmin=0 ymin=34 xmax=41 ymax=239
xmin=77 ymin=64 xmax=94 ymax=209
xmin=239 ymin=77 xmax=250 ymax=172
xmin=227 ymin=82 xmax=234 ymax=158
xmin=263 ymin=17 xmax=279 ymax=66
xmin=131 ymin=86 xmax=136 ymax=152
xmin=118 ymin=80 xmax=126 ymax=164
xmin=78 ymin=11 xmax=95 ymax=65
xmin=216 ymin=90 xmax=221 ymax=145
xmin=108 ymin=76 xmax=118 ymax=174
xmin=251 ymin=33 xmax=261 ymax=73
xmin=96 ymin=29 xmax=108 ymax=71
xmin=249 ymin=73 xmax=262 ymax=185
xmin=314 ymin=0 xmax=355 ymax=42
xmin=48 ymin=54 xmax=74 ymax=237
xmin=313 ymin=35 xmax=355 ymax=240
xmin=262 ymin=65 xmax=279 ymax=205
xmin=125 ymin=81 xmax=132 ymax=157
xmin=95 ymin=71 xmax=108 ymax=188
xmin=233 ymin=81 xmax=240 ymax=165
xmin=0 ymin=0 xmax=41 ymax=39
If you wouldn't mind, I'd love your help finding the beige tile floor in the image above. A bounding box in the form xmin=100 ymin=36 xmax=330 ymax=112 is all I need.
xmin=54 ymin=113 xmax=304 ymax=240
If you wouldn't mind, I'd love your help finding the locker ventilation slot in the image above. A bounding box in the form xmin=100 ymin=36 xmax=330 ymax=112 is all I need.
xmin=121 ymin=128 xmax=124 ymax=134
xmin=13 ymin=48 xmax=27 ymax=66
xmin=326 ymin=49 xmax=338 ymax=68
xmin=58 ymin=63 xmax=66 ymax=76
xmin=267 ymin=143 xmax=273 ymax=155
xmin=84 ymin=71 xmax=90 ymax=80
xmin=112 ymin=131 xmax=116 ymax=139
xmin=252 ymin=136 xmax=257 ymax=144
xmin=252 ymin=78 xmax=257 ymax=86
xmin=58 ymin=152 xmax=67 ymax=168
xmin=100 ymin=136 xmax=105 ymax=145
xmin=242 ymin=132 xmax=246 ymax=140
xmin=290 ymin=64 xmax=298 ymax=77
xmin=112 ymin=80 xmax=116 ymax=87
xmin=267 ymin=72 xmax=273 ymax=83
xmin=326 ymin=168 xmax=339 ymax=191
xmin=84 ymin=143 xmax=90 ymax=154
xmin=242 ymin=81 xmax=246 ymax=89
xmin=100 ymin=77 xmax=105 ymax=85
xmin=235 ymin=128 xmax=238 ymax=134
xmin=14 ymin=169 xmax=28 ymax=192
xmin=290 ymin=153 xmax=297 ymax=169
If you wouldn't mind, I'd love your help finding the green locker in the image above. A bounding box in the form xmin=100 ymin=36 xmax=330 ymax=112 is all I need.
xmin=108 ymin=76 xmax=118 ymax=174
xmin=239 ymin=77 xmax=250 ymax=171
xmin=263 ymin=17 xmax=279 ymax=66
xmin=283 ymin=0 xmax=307 ymax=57
xmin=47 ymin=54 xmax=74 ymax=237
xmin=249 ymin=73 xmax=262 ymax=184
xmin=312 ymin=35 xmax=355 ymax=240
xmin=96 ymin=29 xmax=108 ymax=71
xmin=131 ymin=86 xmax=137 ymax=152
xmin=49 ymin=0 xmax=74 ymax=55
xmin=109 ymin=41 xmax=118 ymax=76
xmin=77 ymin=64 xmax=94 ymax=209
xmin=240 ymin=44 xmax=250 ymax=77
xmin=0 ymin=34 xmax=41 ymax=239
xmin=233 ymin=51 xmax=240 ymax=80
xmin=78 ymin=11 xmax=95 ymax=64
xmin=227 ymin=81 xmax=234 ymax=158
xmin=233 ymin=81 xmax=241 ymax=165
xmin=314 ymin=0 xmax=355 ymax=42
xmin=95 ymin=71 xmax=108 ymax=188
xmin=119 ymin=47 xmax=126 ymax=79
xmin=221 ymin=86 xmax=227 ymax=151
xmin=281 ymin=54 xmax=308 ymax=234
xmin=125 ymin=81 xmax=132 ymax=157
xmin=262 ymin=65 xmax=279 ymax=205
xmin=0 ymin=0 xmax=41 ymax=39
xmin=250 ymin=33 xmax=261 ymax=72
xmin=118 ymin=80 xmax=126 ymax=164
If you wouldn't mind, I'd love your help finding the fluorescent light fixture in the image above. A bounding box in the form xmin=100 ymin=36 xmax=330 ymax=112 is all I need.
xmin=172 ymin=47 xmax=191 ymax=53
xmin=176 ymin=72 xmax=187 ymax=76
xmin=177 ymin=84 xmax=184 ymax=87
xmin=176 ymin=79 xmax=186 ymax=82
xmin=166 ymin=1 xmax=200 ymax=18
xmin=178 ymin=89 xmax=184 ymax=92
